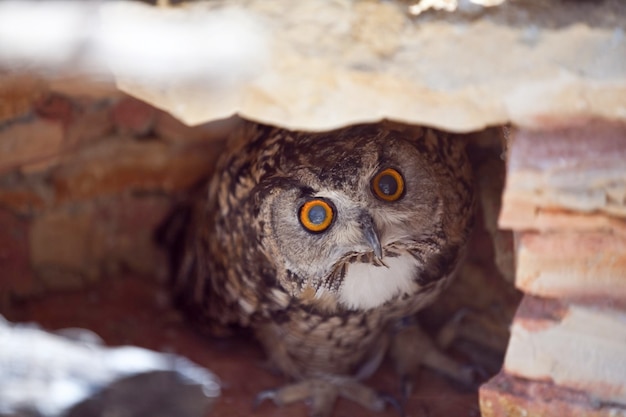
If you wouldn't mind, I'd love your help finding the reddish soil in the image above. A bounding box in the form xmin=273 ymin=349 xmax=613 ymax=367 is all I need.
xmin=3 ymin=275 xmax=480 ymax=417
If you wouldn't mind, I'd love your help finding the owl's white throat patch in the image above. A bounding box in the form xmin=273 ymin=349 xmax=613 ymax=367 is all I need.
xmin=338 ymin=254 xmax=419 ymax=310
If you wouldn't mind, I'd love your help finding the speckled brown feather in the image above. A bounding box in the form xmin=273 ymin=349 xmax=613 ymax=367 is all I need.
xmin=174 ymin=121 xmax=474 ymax=380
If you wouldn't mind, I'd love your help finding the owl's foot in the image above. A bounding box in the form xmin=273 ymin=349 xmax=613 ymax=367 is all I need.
xmin=391 ymin=318 xmax=479 ymax=400
xmin=254 ymin=378 xmax=401 ymax=417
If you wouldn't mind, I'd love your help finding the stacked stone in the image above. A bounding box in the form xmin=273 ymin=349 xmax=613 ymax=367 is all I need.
xmin=0 ymin=76 xmax=229 ymax=298
xmin=480 ymin=120 xmax=626 ymax=416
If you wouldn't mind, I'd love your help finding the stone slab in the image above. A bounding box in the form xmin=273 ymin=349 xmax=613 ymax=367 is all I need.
xmin=503 ymin=295 xmax=626 ymax=405
xmin=515 ymin=231 xmax=626 ymax=302
xmin=500 ymin=120 xmax=626 ymax=224
xmin=480 ymin=371 xmax=626 ymax=417
xmin=1 ymin=1 xmax=625 ymax=131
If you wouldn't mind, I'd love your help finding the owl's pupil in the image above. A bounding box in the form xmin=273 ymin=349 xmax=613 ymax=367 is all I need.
xmin=378 ymin=174 xmax=398 ymax=196
xmin=308 ymin=205 xmax=327 ymax=225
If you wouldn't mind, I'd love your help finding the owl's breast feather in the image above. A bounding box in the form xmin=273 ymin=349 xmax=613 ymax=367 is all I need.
xmin=337 ymin=254 xmax=419 ymax=310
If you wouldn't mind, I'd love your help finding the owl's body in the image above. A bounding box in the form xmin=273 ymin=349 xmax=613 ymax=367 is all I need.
xmin=175 ymin=122 xmax=474 ymax=413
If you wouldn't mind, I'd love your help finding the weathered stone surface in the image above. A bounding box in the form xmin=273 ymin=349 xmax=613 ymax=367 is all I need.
xmin=2 ymin=1 xmax=624 ymax=131
xmin=105 ymin=0 xmax=626 ymax=131
xmin=515 ymin=231 xmax=626 ymax=302
xmin=504 ymin=295 xmax=626 ymax=405
xmin=500 ymin=205 xmax=626 ymax=237
xmin=500 ymin=121 xmax=626 ymax=226
xmin=480 ymin=372 xmax=626 ymax=417
xmin=0 ymin=117 xmax=64 ymax=174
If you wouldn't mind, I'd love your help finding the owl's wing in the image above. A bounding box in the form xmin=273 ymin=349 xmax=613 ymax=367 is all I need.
xmin=165 ymin=194 xmax=254 ymax=335
xmin=172 ymin=123 xmax=291 ymax=334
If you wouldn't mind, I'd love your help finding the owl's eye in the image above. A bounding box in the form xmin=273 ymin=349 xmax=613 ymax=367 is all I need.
xmin=299 ymin=199 xmax=334 ymax=233
xmin=371 ymin=168 xmax=405 ymax=202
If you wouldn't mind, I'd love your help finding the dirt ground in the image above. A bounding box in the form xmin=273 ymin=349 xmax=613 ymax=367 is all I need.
xmin=3 ymin=273 xmax=482 ymax=417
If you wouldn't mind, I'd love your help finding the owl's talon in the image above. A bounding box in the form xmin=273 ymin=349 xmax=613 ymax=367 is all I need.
xmin=379 ymin=392 xmax=405 ymax=417
xmin=252 ymin=379 xmax=337 ymax=416
xmin=458 ymin=364 xmax=489 ymax=389
xmin=400 ymin=375 xmax=414 ymax=403
xmin=253 ymin=389 xmax=278 ymax=409
xmin=435 ymin=308 xmax=472 ymax=349
xmin=253 ymin=378 xmax=396 ymax=416
xmin=391 ymin=319 xmax=479 ymax=393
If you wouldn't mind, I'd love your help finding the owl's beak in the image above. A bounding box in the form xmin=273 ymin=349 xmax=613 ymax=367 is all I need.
xmin=360 ymin=213 xmax=383 ymax=261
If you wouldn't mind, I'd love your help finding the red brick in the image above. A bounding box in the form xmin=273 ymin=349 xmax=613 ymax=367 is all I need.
xmin=0 ymin=208 xmax=37 ymax=296
xmin=29 ymin=207 xmax=99 ymax=289
xmin=480 ymin=372 xmax=626 ymax=417
xmin=51 ymin=139 xmax=222 ymax=202
xmin=0 ymin=184 xmax=46 ymax=215
xmin=64 ymin=102 xmax=114 ymax=147
xmin=17 ymin=98 xmax=116 ymax=174
xmin=155 ymin=111 xmax=208 ymax=143
xmin=0 ymin=118 xmax=64 ymax=174
xmin=0 ymin=75 xmax=46 ymax=124
xmin=34 ymin=93 xmax=74 ymax=126
xmin=47 ymin=77 xmax=120 ymax=100
xmin=155 ymin=111 xmax=238 ymax=144
xmin=111 ymin=96 xmax=157 ymax=136
xmin=91 ymin=195 xmax=171 ymax=280
xmin=27 ymin=195 xmax=172 ymax=290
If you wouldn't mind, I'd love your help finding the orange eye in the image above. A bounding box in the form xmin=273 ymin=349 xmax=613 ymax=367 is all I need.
xmin=299 ymin=199 xmax=334 ymax=233
xmin=371 ymin=168 xmax=405 ymax=202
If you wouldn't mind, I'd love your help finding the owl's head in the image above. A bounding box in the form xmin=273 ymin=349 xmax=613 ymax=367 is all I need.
xmin=256 ymin=125 xmax=472 ymax=312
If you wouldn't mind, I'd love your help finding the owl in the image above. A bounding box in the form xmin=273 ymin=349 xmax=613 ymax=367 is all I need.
xmin=173 ymin=122 xmax=475 ymax=416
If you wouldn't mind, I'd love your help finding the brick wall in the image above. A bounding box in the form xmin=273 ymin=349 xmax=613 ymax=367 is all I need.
xmin=0 ymin=77 xmax=230 ymax=299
